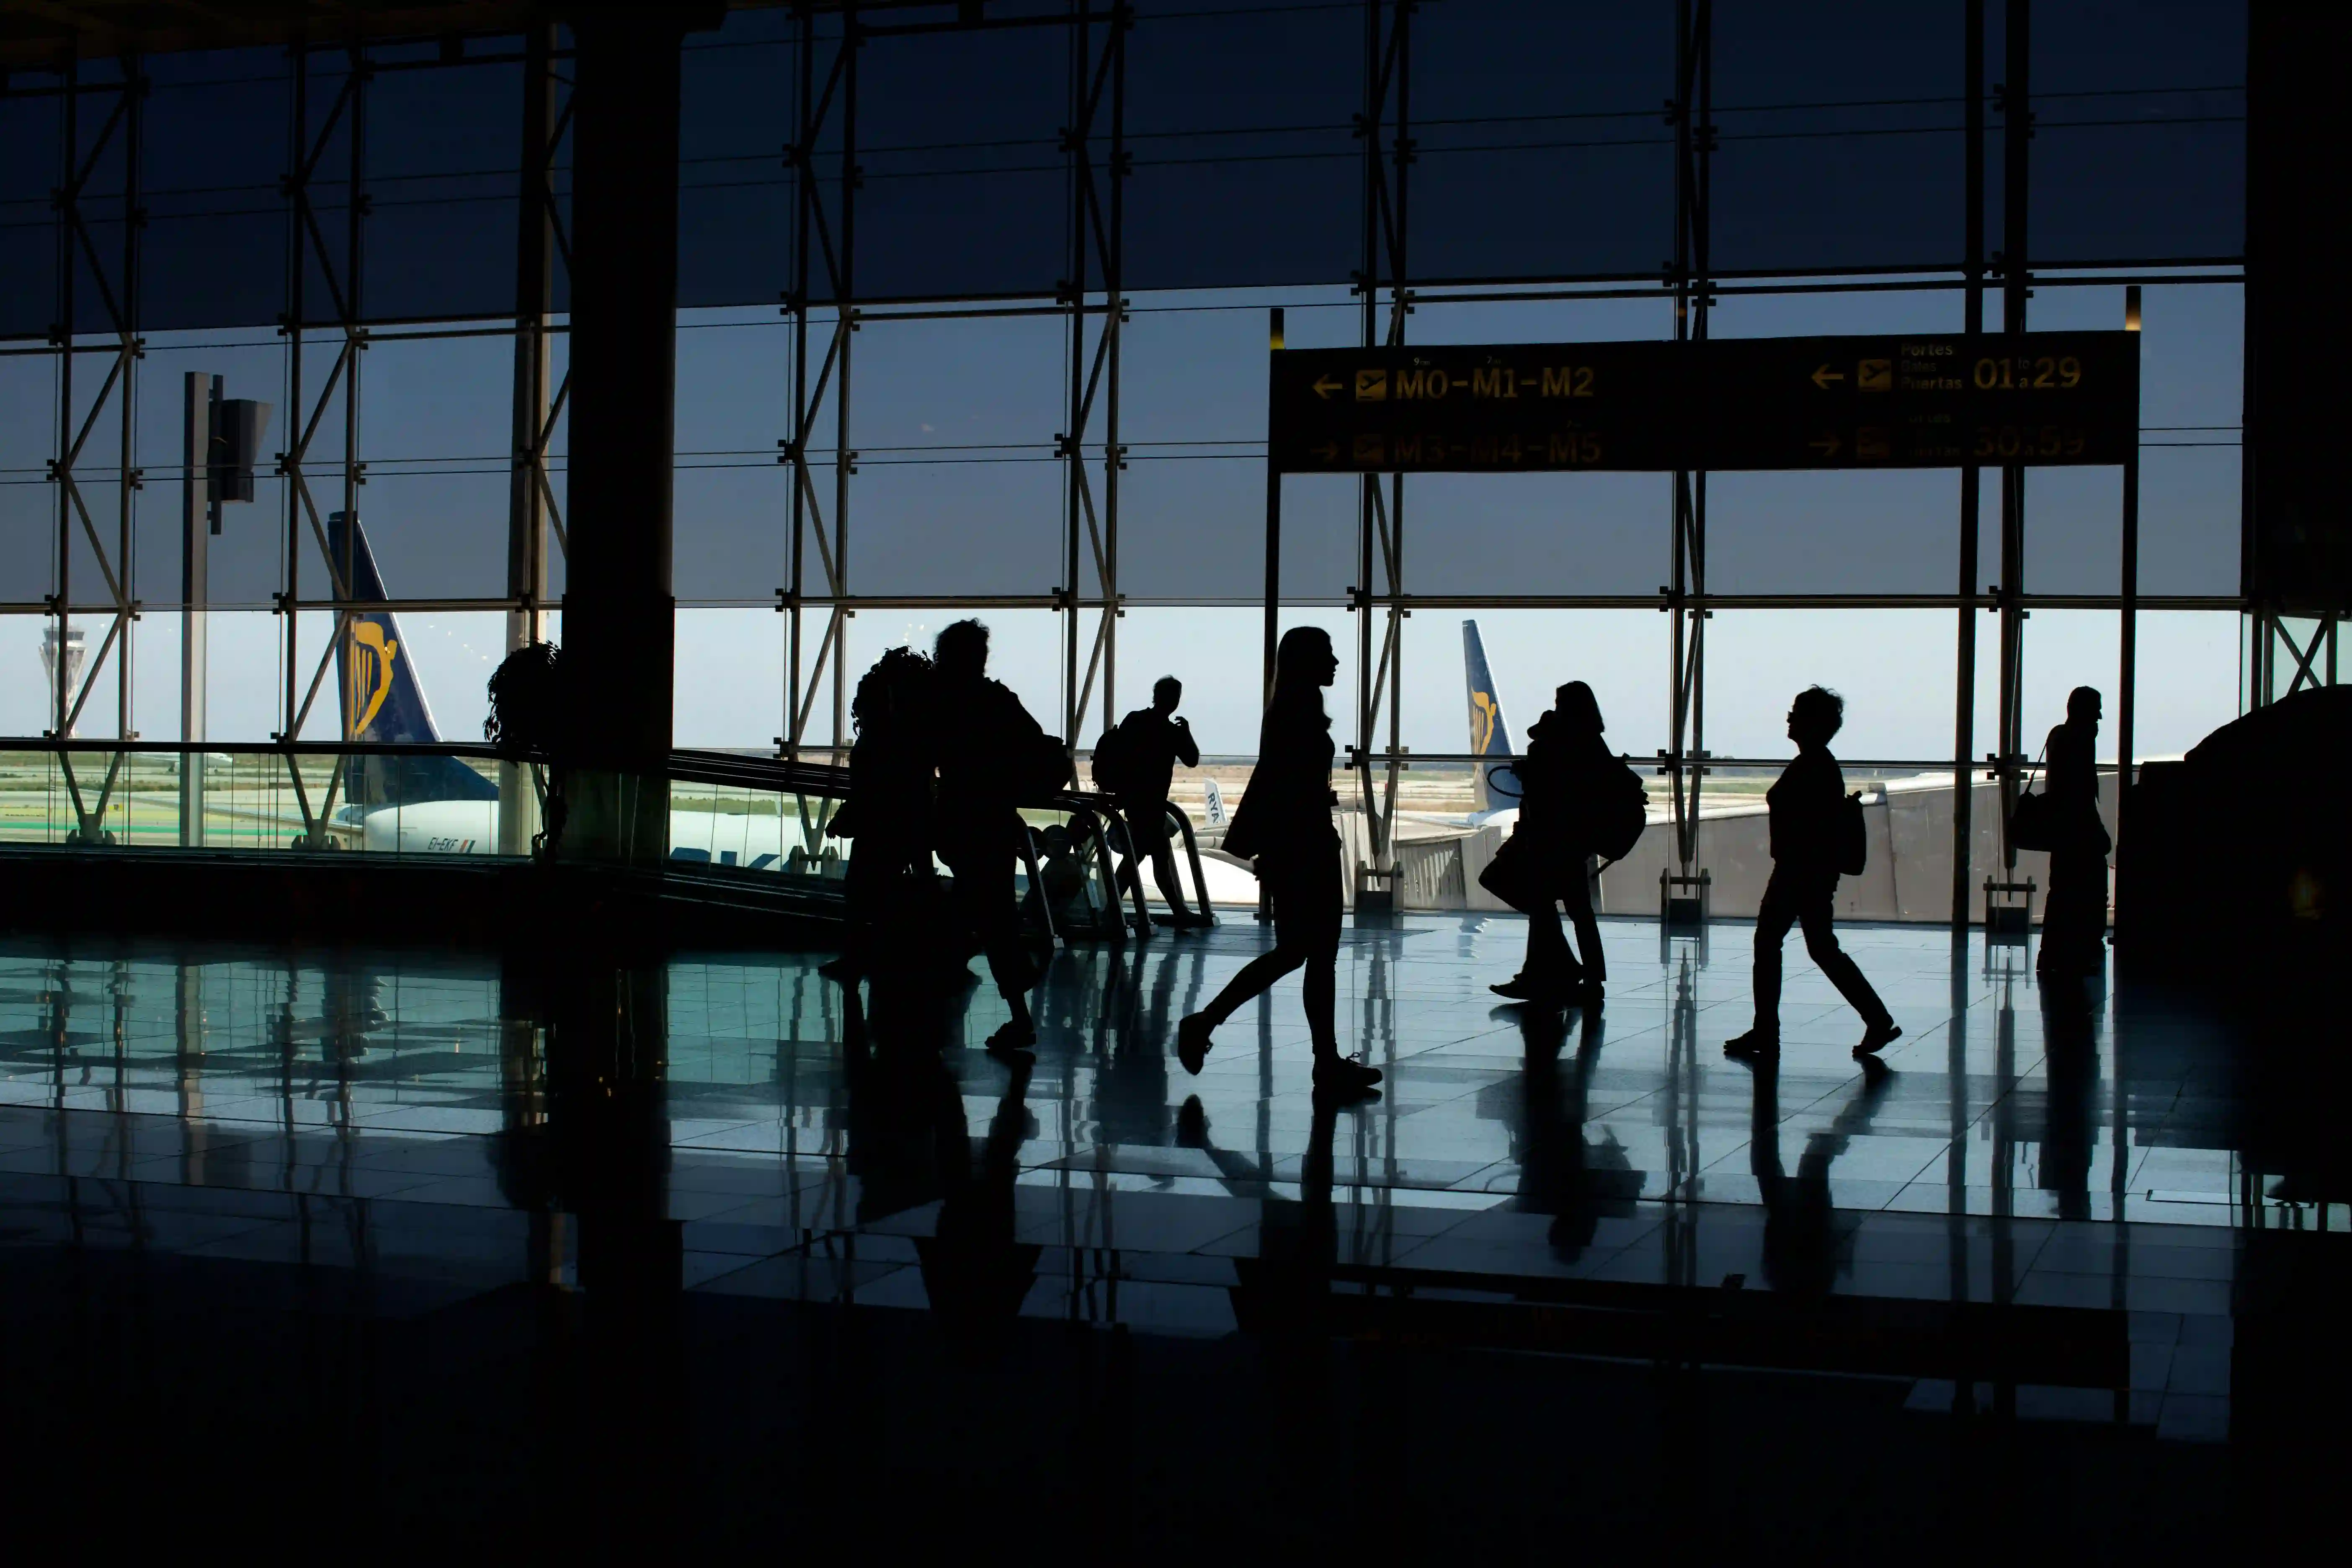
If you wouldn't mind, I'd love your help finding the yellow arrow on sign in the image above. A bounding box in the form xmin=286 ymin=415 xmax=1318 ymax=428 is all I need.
xmin=1810 ymin=434 xmax=1842 ymax=457
xmin=1311 ymin=374 xmax=1344 ymax=399
xmin=1311 ymin=441 xmax=1340 ymax=461
xmin=1810 ymin=364 xmax=1845 ymax=389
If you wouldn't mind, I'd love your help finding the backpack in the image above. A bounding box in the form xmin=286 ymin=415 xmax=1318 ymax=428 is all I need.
xmin=1837 ymin=790 xmax=1870 ymax=877
xmin=1586 ymin=757 xmax=1649 ymax=863
xmin=1090 ymin=721 xmax=1131 ymax=794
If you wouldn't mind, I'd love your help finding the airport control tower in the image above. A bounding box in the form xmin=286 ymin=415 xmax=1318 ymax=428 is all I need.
xmin=39 ymin=623 xmax=85 ymax=736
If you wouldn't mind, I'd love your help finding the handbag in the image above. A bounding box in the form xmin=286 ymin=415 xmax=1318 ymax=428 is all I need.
xmin=1478 ymin=828 xmax=1552 ymax=909
xmin=2008 ymin=741 xmax=2055 ymax=853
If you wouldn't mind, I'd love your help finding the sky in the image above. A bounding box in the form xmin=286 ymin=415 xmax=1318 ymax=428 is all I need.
xmin=2 ymin=279 xmax=2248 ymax=765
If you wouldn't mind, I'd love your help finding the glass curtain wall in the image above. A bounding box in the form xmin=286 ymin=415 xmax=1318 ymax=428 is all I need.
xmin=0 ymin=2 xmax=2266 ymax=919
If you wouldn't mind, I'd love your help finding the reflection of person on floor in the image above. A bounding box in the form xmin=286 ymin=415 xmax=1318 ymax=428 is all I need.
xmin=1093 ymin=946 xmax=1179 ymax=1152
xmin=2037 ymin=977 xmax=2100 ymax=1220
xmin=1106 ymin=676 xmax=1207 ymax=927
xmin=1725 ymin=686 xmax=1901 ymax=1063
xmin=922 ymin=1054 xmax=1041 ymax=1353
xmin=1492 ymin=682 xmax=1614 ymax=1008
xmin=1504 ymin=1000 xmax=1635 ymax=1261
xmin=2037 ymin=686 xmax=2112 ymax=979
xmin=1178 ymin=1091 xmax=1344 ymax=1272
xmin=931 ymin=619 xmax=1045 ymax=1057
xmin=823 ymin=646 xmax=936 ymax=986
xmin=1741 ymin=1055 xmax=1894 ymax=1298
xmin=1174 ymin=627 xmax=1382 ymax=1101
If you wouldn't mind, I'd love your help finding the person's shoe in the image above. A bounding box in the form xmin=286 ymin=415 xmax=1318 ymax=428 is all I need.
xmin=1723 ymin=1029 xmax=1779 ymax=1060
xmin=1313 ymin=1054 xmax=1383 ymax=1099
xmin=1490 ymin=972 xmax=1575 ymax=1002
xmin=1852 ymin=1020 xmax=1902 ymax=1059
xmin=1176 ymin=1013 xmax=1215 ymax=1075
xmin=984 ymin=1017 xmax=1037 ymax=1058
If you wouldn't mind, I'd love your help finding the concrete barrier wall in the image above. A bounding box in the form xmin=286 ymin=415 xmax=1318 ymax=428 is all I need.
xmin=1390 ymin=773 xmax=2119 ymax=925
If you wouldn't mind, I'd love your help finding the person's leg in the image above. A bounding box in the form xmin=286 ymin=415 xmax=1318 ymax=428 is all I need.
xmin=1562 ymin=863 xmax=1607 ymax=987
xmin=1501 ymin=887 xmax=1575 ymax=992
xmin=1298 ymin=835 xmax=1344 ymax=1058
xmin=1195 ymin=943 xmax=1306 ymax=1027
xmin=2039 ymin=849 xmax=2104 ymax=974
xmin=1741 ymin=873 xmax=1800 ymax=1042
xmin=1110 ymin=800 xmax=1146 ymax=899
xmin=947 ymin=834 xmax=1035 ymax=1050
xmin=1148 ymin=831 xmax=1192 ymax=921
xmin=1796 ymin=890 xmax=1899 ymax=1053
xmin=1176 ymin=855 xmax=1310 ymax=1073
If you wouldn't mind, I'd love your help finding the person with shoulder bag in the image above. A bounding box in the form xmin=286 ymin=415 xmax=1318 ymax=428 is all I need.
xmin=1173 ymin=627 xmax=1382 ymax=1100
xmin=1724 ymin=686 xmax=1900 ymax=1063
xmin=2034 ymin=686 xmax=2112 ymax=977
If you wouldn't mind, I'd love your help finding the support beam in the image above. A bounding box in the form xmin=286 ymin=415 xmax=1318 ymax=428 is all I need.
xmin=181 ymin=373 xmax=214 ymax=846
xmin=1951 ymin=0 xmax=1985 ymax=931
xmin=562 ymin=7 xmax=704 ymax=862
xmin=501 ymin=21 xmax=559 ymax=856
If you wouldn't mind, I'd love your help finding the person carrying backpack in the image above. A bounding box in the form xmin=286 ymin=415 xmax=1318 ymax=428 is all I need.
xmin=821 ymin=646 xmax=937 ymax=985
xmin=1099 ymin=675 xmax=1206 ymax=927
xmin=1725 ymin=686 xmax=1900 ymax=1063
xmin=932 ymin=618 xmax=1051 ymax=1057
xmin=1489 ymin=681 xmax=1631 ymax=1008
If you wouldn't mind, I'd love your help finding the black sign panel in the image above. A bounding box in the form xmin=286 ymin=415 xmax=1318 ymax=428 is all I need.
xmin=1267 ymin=332 xmax=2140 ymax=475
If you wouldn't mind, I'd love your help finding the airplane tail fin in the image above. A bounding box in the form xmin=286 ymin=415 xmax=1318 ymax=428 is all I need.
xmin=330 ymin=512 xmax=497 ymax=807
xmin=1462 ymin=619 xmax=1520 ymax=815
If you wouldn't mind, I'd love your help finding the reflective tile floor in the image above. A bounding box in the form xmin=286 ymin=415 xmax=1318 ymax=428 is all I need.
xmin=0 ymin=914 xmax=2342 ymax=1455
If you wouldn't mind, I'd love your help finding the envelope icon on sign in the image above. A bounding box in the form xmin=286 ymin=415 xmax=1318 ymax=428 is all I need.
xmin=1857 ymin=358 xmax=1892 ymax=392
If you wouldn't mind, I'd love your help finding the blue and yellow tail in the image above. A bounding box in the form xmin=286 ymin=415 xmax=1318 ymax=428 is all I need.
xmin=1462 ymin=619 xmax=1520 ymax=813
xmin=330 ymin=513 xmax=498 ymax=807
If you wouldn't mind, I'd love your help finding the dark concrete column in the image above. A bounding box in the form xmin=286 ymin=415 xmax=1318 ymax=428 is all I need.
xmin=562 ymin=8 xmax=704 ymax=863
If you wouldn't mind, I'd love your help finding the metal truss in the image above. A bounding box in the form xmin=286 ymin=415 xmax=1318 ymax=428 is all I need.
xmin=2 ymin=0 xmax=2267 ymax=908
xmin=780 ymin=4 xmax=857 ymax=769
xmin=501 ymin=23 xmax=567 ymax=854
xmin=1661 ymin=0 xmax=1714 ymax=894
xmin=270 ymin=36 xmax=372 ymax=844
xmin=2249 ymin=610 xmax=2342 ymax=705
xmin=40 ymin=56 xmax=144 ymax=845
xmin=1058 ymin=0 xmax=1128 ymax=756
xmin=1347 ymin=0 xmax=1411 ymax=901
xmin=1990 ymin=0 xmax=2031 ymax=884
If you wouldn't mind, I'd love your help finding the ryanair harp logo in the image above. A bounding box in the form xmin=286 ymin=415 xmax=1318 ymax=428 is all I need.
xmin=1470 ymin=691 xmax=1500 ymax=755
xmin=348 ymin=622 xmax=398 ymax=737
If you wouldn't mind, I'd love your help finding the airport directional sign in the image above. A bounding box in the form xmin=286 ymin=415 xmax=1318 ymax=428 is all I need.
xmin=1267 ymin=331 xmax=2140 ymax=475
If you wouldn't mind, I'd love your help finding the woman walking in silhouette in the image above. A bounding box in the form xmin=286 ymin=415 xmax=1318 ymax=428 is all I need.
xmin=2037 ymin=685 xmax=2112 ymax=978
xmin=1174 ymin=627 xmax=1382 ymax=1099
xmin=1725 ymin=686 xmax=1900 ymax=1062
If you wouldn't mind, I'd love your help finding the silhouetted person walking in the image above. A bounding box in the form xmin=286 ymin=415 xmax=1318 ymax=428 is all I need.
xmin=1725 ymin=686 xmax=1900 ymax=1061
xmin=823 ymin=647 xmax=936 ymax=984
xmin=1103 ymin=676 xmax=1206 ymax=926
xmin=932 ymin=619 xmax=1044 ymax=1056
xmin=1173 ymin=627 xmax=1381 ymax=1099
xmin=1491 ymin=681 xmax=1614 ymax=1007
xmin=2037 ymin=685 xmax=2112 ymax=978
